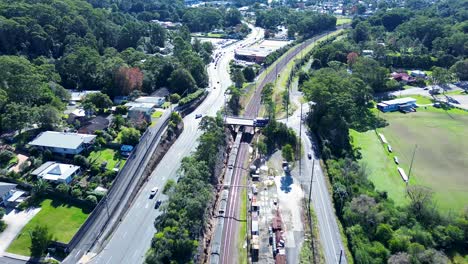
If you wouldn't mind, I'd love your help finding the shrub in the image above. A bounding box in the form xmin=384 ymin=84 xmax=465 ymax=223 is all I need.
xmin=85 ymin=195 xmax=98 ymax=205
xmin=170 ymin=93 xmax=181 ymax=103
xmin=55 ymin=184 xmax=70 ymax=195
xmin=0 ymin=150 xmax=14 ymax=166
xmin=71 ymin=188 xmax=83 ymax=198
xmin=178 ymin=90 xmax=205 ymax=106
xmin=73 ymin=155 xmax=90 ymax=168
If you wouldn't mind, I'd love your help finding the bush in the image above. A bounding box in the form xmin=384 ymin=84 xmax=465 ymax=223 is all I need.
xmin=85 ymin=195 xmax=98 ymax=205
xmin=170 ymin=93 xmax=181 ymax=103
xmin=71 ymin=188 xmax=83 ymax=198
xmin=178 ymin=90 xmax=205 ymax=106
xmin=119 ymin=127 xmax=141 ymax=146
xmin=163 ymin=179 xmax=176 ymax=194
xmin=73 ymin=155 xmax=90 ymax=168
xmin=55 ymin=184 xmax=70 ymax=195
xmin=0 ymin=150 xmax=14 ymax=166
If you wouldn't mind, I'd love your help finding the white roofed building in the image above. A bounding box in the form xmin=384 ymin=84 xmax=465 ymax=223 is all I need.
xmin=29 ymin=131 xmax=96 ymax=155
xmin=31 ymin=162 xmax=81 ymax=184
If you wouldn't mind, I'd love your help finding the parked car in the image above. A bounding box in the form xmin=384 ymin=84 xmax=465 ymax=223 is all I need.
xmin=307 ymin=152 xmax=312 ymax=160
xmin=149 ymin=187 xmax=158 ymax=198
xmin=154 ymin=199 xmax=162 ymax=209
xmin=195 ymin=114 xmax=202 ymax=119
xmin=394 ymin=156 xmax=399 ymax=164
xmin=387 ymin=145 xmax=393 ymax=153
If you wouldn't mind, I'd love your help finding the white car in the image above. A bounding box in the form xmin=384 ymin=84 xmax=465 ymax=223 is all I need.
xmin=149 ymin=187 xmax=158 ymax=198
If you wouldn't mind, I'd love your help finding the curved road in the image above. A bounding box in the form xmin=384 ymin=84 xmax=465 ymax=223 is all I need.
xmin=86 ymin=25 xmax=264 ymax=264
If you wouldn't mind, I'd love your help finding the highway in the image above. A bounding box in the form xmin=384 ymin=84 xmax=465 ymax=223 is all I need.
xmin=219 ymin=28 xmax=347 ymax=264
xmin=85 ymin=25 xmax=264 ymax=264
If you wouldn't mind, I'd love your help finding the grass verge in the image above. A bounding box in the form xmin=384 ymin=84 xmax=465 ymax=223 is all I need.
xmin=237 ymin=185 xmax=248 ymax=264
xmin=7 ymin=198 xmax=91 ymax=256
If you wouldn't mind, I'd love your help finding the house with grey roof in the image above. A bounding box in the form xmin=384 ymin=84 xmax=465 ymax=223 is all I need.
xmin=0 ymin=182 xmax=25 ymax=207
xmin=31 ymin=162 xmax=81 ymax=184
xmin=29 ymin=131 xmax=96 ymax=155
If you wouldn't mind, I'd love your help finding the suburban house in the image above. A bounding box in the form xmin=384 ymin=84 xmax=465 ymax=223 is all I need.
xmin=391 ymin=72 xmax=416 ymax=84
xmin=67 ymin=108 xmax=86 ymax=124
xmin=113 ymin=96 xmax=129 ymax=105
xmin=410 ymin=70 xmax=427 ymax=78
xmin=126 ymin=103 xmax=154 ymax=123
xmin=29 ymin=131 xmax=96 ymax=155
xmin=135 ymin=96 xmax=165 ymax=107
xmin=78 ymin=116 xmax=111 ymax=134
xmin=377 ymin=97 xmax=417 ymax=112
xmin=0 ymin=182 xmax=25 ymax=207
xmin=31 ymin=162 xmax=81 ymax=184
xmin=68 ymin=90 xmax=100 ymax=104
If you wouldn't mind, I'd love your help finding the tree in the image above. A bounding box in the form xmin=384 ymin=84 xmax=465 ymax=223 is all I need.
xmin=228 ymin=86 xmax=241 ymax=115
xmin=32 ymin=179 xmax=50 ymax=198
xmin=232 ymin=69 xmax=246 ymax=88
xmin=0 ymin=207 xmax=6 ymax=232
xmin=169 ymin=69 xmax=197 ymax=94
xmin=352 ymin=57 xmax=388 ymax=92
xmin=30 ymin=225 xmax=52 ymax=257
xmin=242 ymin=67 xmax=256 ymax=82
xmin=163 ymin=179 xmax=176 ymax=194
xmin=225 ymin=8 xmax=242 ymax=27
xmin=347 ymin=52 xmax=359 ymax=66
xmin=73 ymin=155 xmax=90 ymax=168
xmin=388 ymin=252 xmax=411 ymax=264
xmin=450 ymin=59 xmax=468 ymax=81
xmin=119 ymin=127 xmax=141 ymax=146
xmin=431 ymin=67 xmax=455 ymax=88
xmin=170 ymin=93 xmax=181 ymax=103
xmin=37 ymin=105 xmax=61 ymax=130
xmin=281 ymin=144 xmax=294 ymax=162
xmin=146 ymin=225 xmax=198 ymax=264
xmin=58 ymin=46 xmax=102 ymax=90
xmin=257 ymin=141 xmax=267 ymax=157
xmin=56 ymin=184 xmax=70 ymax=195
xmin=376 ymin=224 xmax=394 ymax=245
xmin=1 ymin=103 xmax=33 ymax=132
xmin=82 ymin=92 xmax=113 ymax=113
xmin=114 ymin=67 xmax=144 ymax=96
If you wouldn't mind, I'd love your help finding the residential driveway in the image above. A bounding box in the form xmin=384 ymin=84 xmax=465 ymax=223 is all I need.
xmin=0 ymin=208 xmax=41 ymax=255
xmin=8 ymin=154 xmax=28 ymax=173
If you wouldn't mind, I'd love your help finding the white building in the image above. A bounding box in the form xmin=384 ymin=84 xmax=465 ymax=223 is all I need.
xmin=29 ymin=131 xmax=96 ymax=155
xmin=31 ymin=162 xmax=81 ymax=184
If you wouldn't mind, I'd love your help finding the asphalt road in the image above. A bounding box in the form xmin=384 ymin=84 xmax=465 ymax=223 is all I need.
xmin=86 ymin=25 xmax=264 ymax=264
xmin=283 ymin=102 xmax=348 ymax=264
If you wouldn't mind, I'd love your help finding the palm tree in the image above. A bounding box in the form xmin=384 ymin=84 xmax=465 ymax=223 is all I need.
xmin=32 ymin=179 xmax=50 ymax=198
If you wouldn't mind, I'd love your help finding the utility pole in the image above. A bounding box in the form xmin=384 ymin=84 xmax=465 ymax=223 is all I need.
xmin=407 ymin=144 xmax=418 ymax=184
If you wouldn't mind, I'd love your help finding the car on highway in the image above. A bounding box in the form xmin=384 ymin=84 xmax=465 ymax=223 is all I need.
xmin=195 ymin=114 xmax=202 ymax=119
xmin=308 ymin=152 xmax=312 ymax=159
xmin=154 ymin=199 xmax=162 ymax=209
xmin=149 ymin=187 xmax=158 ymax=198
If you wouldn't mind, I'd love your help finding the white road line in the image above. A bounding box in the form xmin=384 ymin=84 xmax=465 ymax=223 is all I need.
xmin=145 ymin=203 xmax=149 ymax=209
xmin=105 ymin=256 xmax=113 ymax=264
xmin=74 ymin=249 xmax=81 ymax=258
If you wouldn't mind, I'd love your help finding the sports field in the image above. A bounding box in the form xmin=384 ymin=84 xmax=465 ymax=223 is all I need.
xmin=351 ymin=107 xmax=468 ymax=213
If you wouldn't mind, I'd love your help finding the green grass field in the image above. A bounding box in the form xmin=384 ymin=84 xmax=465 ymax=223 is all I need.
xmin=352 ymin=107 xmax=468 ymax=213
xmin=7 ymin=199 xmax=91 ymax=256
xmin=336 ymin=18 xmax=352 ymax=25
xmin=89 ymin=148 xmax=125 ymax=170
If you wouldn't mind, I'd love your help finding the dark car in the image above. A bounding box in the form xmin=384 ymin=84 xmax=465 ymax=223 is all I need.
xmin=154 ymin=200 xmax=162 ymax=209
xmin=195 ymin=114 xmax=202 ymax=119
xmin=307 ymin=152 xmax=312 ymax=160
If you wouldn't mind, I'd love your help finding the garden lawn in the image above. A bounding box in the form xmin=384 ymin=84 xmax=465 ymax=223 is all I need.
xmin=396 ymin=94 xmax=434 ymax=105
xmin=151 ymin=110 xmax=163 ymax=118
xmin=89 ymin=148 xmax=125 ymax=170
xmin=7 ymin=199 xmax=90 ymax=256
xmin=352 ymin=107 xmax=468 ymax=213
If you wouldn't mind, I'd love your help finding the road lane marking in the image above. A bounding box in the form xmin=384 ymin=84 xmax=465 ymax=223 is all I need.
xmin=105 ymin=256 xmax=113 ymax=264
xmin=145 ymin=203 xmax=149 ymax=209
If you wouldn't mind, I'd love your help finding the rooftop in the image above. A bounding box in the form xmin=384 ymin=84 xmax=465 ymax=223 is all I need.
xmin=134 ymin=96 xmax=165 ymax=105
xmin=29 ymin=131 xmax=96 ymax=150
xmin=0 ymin=182 xmax=17 ymax=198
xmin=381 ymin=97 xmax=417 ymax=105
xmin=68 ymin=90 xmax=100 ymax=101
xmin=31 ymin=162 xmax=80 ymax=182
